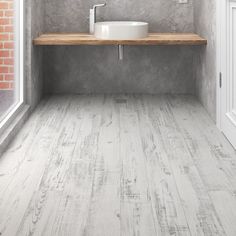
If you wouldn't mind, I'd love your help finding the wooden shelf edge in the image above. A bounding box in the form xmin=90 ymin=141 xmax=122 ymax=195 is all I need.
xmin=33 ymin=33 xmax=207 ymax=46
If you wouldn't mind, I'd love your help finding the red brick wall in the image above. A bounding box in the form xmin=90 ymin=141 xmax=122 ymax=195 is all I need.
xmin=0 ymin=0 xmax=14 ymax=90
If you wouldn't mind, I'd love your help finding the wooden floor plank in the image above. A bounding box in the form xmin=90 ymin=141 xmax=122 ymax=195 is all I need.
xmin=167 ymin=95 xmax=236 ymax=191
xmin=210 ymin=191 xmax=236 ymax=236
xmin=119 ymin=96 xmax=157 ymax=236
xmin=134 ymin=95 xmax=191 ymax=236
xmin=0 ymin=96 xmax=73 ymax=236
xmin=166 ymin=95 xmax=236 ymax=235
xmin=84 ymin=96 xmax=121 ymax=236
xmin=144 ymin=95 xmax=226 ymax=236
xmin=22 ymin=95 xmax=104 ymax=236
xmin=0 ymin=95 xmax=235 ymax=236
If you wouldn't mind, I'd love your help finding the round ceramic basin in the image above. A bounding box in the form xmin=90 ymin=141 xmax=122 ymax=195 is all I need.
xmin=94 ymin=21 xmax=149 ymax=40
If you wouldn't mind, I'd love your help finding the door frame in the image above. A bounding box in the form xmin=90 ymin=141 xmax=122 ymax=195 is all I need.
xmin=216 ymin=0 xmax=230 ymax=129
xmin=216 ymin=0 xmax=222 ymax=130
xmin=216 ymin=0 xmax=227 ymax=130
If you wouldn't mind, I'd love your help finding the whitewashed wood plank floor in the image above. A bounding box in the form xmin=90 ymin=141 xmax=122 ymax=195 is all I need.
xmin=0 ymin=95 xmax=236 ymax=236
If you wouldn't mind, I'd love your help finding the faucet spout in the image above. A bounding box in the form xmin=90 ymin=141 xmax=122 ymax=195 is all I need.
xmin=93 ymin=3 xmax=106 ymax=10
xmin=89 ymin=3 xmax=106 ymax=34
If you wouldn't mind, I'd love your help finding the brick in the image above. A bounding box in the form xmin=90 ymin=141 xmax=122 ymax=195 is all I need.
xmin=0 ymin=66 xmax=8 ymax=73
xmin=0 ymin=82 xmax=10 ymax=89
xmin=4 ymin=58 xmax=14 ymax=65
xmin=5 ymin=10 xmax=13 ymax=17
xmin=9 ymin=2 xmax=14 ymax=9
xmin=0 ymin=2 xmax=8 ymax=10
xmin=10 ymin=50 xmax=14 ymax=57
xmin=5 ymin=74 xmax=14 ymax=81
xmin=0 ymin=18 xmax=10 ymax=25
xmin=4 ymin=26 xmax=14 ymax=33
xmin=9 ymin=82 xmax=14 ymax=89
xmin=4 ymin=42 xmax=14 ymax=49
xmin=0 ymin=0 xmax=15 ymax=91
xmin=0 ymin=34 xmax=9 ymax=40
xmin=9 ymin=66 xmax=14 ymax=73
xmin=0 ymin=51 xmax=10 ymax=57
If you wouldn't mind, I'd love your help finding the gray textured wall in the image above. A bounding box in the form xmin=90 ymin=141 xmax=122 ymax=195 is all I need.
xmin=193 ymin=0 xmax=216 ymax=120
xmin=43 ymin=46 xmax=195 ymax=94
xmin=44 ymin=0 xmax=194 ymax=33
xmin=43 ymin=0 xmax=196 ymax=94
xmin=25 ymin=0 xmax=44 ymax=110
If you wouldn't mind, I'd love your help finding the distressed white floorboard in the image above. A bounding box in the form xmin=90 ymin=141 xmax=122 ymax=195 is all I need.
xmin=168 ymin=96 xmax=236 ymax=191
xmin=134 ymin=96 xmax=191 ymax=236
xmin=144 ymin=96 xmax=222 ymax=235
xmin=0 ymin=95 xmax=236 ymax=236
xmin=145 ymin=95 xmax=227 ymax=235
xmin=119 ymin=96 xmax=157 ymax=236
xmin=0 ymin=96 xmax=72 ymax=236
xmin=166 ymin=95 xmax=236 ymax=236
xmin=16 ymin=96 xmax=104 ymax=236
xmin=209 ymin=191 xmax=236 ymax=236
xmin=84 ymin=96 xmax=121 ymax=236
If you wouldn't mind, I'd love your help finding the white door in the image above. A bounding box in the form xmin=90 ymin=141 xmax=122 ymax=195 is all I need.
xmin=219 ymin=0 xmax=236 ymax=149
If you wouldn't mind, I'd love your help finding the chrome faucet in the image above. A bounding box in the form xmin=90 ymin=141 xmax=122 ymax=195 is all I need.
xmin=89 ymin=3 xmax=106 ymax=34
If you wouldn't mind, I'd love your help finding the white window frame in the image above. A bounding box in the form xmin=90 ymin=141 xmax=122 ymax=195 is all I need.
xmin=0 ymin=0 xmax=24 ymax=134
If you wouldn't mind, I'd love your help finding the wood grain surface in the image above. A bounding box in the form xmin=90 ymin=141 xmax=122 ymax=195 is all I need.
xmin=33 ymin=33 xmax=207 ymax=46
xmin=0 ymin=95 xmax=235 ymax=236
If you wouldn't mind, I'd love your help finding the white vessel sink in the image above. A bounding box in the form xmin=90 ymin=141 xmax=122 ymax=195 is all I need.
xmin=94 ymin=21 xmax=149 ymax=40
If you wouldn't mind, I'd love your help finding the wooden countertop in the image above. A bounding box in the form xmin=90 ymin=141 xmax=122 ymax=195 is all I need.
xmin=33 ymin=33 xmax=207 ymax=46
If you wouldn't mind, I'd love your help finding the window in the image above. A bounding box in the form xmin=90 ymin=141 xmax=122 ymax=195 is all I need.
xmin=0 ymin=0 xmax=24 ymax=132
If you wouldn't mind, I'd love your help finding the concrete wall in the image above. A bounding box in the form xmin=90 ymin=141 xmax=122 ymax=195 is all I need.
xmin=25 ymin=0 xmax=44 ymax=110
xmin=193 ymin=0 xmax=216 ymax=121
xmin=42 ymin=0 xmax=196 ymax=95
